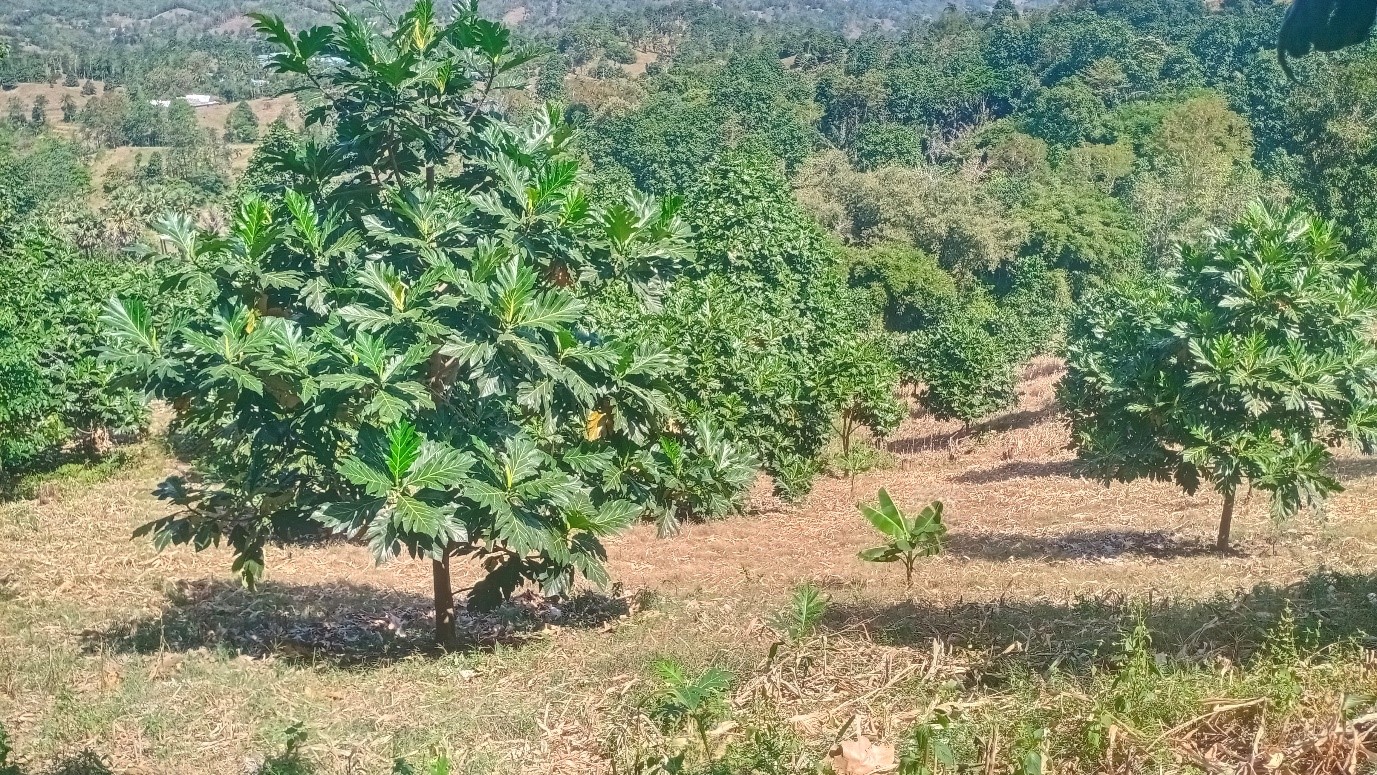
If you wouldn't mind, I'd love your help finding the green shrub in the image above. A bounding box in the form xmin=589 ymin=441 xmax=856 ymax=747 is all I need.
xmin=845 ymin=243 xmax=959 ymax=333
xmin=907 ymin=314 xmax=1019 ymax=425
xmin=645 ymin=277 xmax=836 ymax=495
xmin=637 ymin=419 xmax=757 ymax=537
xmin=824 ymin=332 xmax=904 ymax=464
xmin=851 ymin=121 xmax=923 ymax=171
xmin=591 ymin=60 xmax=623 ymax=79
xmin=654 ymin=151 xmax=899 ymax=498
xmin=605 ymin=42 xmax=638 ymax=65
xmin=996 ymin=256 xmax=1071 ymax=360
xmin=223 ymin=101 xmax=260 ymax=144
xmin=0 ymin=232 xmax=150 ymax=481
xmin=0 ymin=723 xmax=18 ymax=775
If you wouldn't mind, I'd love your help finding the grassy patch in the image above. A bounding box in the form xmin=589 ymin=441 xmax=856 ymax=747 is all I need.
xmin=1 ymin=445 xmax=150 ymax=502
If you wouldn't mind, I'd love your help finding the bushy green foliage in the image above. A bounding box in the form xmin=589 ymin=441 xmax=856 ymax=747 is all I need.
xmin=996 ymin=256 xmax=1072 ymax=360
xmin=0 ymin=722 xmax=18 ymax=775
xmin=683 ymin=151 xmax=835 ymax=293
xmin=824 ymin=333 xmax=904 ymax=463
xmin=585 ymin=92 xmax=725 ymax=195
xmin=643 ymin=276 xmax=837 ymax=499
xmin=103 ymin=2 xmax=706 ymax=647
xmin=590 ymin=60 xmax=623 ymax=79
xmin=1059 ymin=203 xmax=1377 ymax=549
xmin=223 ymin=101 xmax=259 ymax=144
xmin=906 ymin=312 xmax=1020 ymax=425
xmin=845 ymin=243 xmax=958 ymax=332
xmin=635 ymin=419 xmax=757 ymax=538
xmin=851 ymin=121 xmax=922 ymax=170
xmin=1015 ymin=181 xmax=1143 ymax=285
xmin=535 ymin=53 xmax=569 ymax=101
xmin=0 ymin=222 xmax=150 ymax=481
xmin=0 ymin=131 xmax=90 ymax=243
xmin=887 ymin=257 xmax=1063 ymax=428
xmin=650 ymin=151 xmax=899 ymax=498
xmin=236 ymin=118 xmax=302 ymax=199
xmin=76 ymin=91 xmax=205 ymax=148
xmin=1022 ymin=80 xmax=1111 ymax=148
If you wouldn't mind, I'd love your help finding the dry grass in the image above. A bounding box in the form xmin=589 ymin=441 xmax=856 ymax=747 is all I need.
xmin=3 ymin=364 xmax=1377 ymax=773
xmin=620 ymin=51 xmax=660 ymax=77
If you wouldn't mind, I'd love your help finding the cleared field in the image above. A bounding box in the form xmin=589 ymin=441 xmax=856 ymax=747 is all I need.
xmin=2 ymin=360 xmax=1376 ymax=773
xmin=1 ymin=84 xmax=293 ymax=132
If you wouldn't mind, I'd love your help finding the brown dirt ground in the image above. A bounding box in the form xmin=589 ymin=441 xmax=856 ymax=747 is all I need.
xmin=2 ymin=358 xmax=1376 ymax=773
xmin=620 ymin=51 xmax=660 ymax=77
xmin=611 ymin=357 xmax=1377 ymax=601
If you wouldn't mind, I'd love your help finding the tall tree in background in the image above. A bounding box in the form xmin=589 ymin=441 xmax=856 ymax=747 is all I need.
xmin=223 ymin=101 xmax=259 ymax=143
xmin=235 ymin=117 xmax=301 ymax=198
xmin=535 ymin=53 xmax=569 ymax=101
xmin=162 ymin=97 xmax=201 ymax=147
xmin=1059 ymin=203 xmax=1377 ymax=550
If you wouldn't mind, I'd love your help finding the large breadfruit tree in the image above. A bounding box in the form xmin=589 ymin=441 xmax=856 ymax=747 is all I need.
xmin=103 ymin=0 xmax=698 ymax=649
xmin=1059 ymin=203 xmax=1377 ymax=551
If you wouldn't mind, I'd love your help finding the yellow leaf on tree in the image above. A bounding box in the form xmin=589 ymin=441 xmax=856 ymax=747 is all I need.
xmin=585 ymin=409 xmax=610 ymax=441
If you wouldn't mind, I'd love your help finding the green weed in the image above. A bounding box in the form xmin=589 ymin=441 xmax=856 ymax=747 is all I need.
xmin=769 ymin=584 xmax=829 ymax=643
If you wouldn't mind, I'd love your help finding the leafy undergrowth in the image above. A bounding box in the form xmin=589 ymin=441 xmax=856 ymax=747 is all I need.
xmin=598 ymin=585 xmax=1377 ymax=775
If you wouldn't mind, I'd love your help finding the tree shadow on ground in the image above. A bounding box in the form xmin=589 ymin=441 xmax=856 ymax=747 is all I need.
xmin=3 ymin=748 xmax=311 ymax=775
xmin=944 ymin=528 xmax=1218 ymax=562
xmin=1331 ymin=456 xmax=1377 ymax=479
xmin=820 ymin=570 xmax=1377 ymax=677
xmin=887 ymin=407 xmax=1059 ymax=455
xmin=951 ymin=459 xmax=1083 ymax=485
xmin=82 ymin=578 xmax=630 ymax=667
xmin=0 ymin=750 xmax=114 ymax=775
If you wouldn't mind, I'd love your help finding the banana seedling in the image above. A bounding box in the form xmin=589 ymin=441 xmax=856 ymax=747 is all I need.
xmin=858 ymin=488 xmax=945 ymax=590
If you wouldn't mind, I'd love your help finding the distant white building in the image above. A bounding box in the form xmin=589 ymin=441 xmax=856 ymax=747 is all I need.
xmin=149 ymin=94 xmax=220 ymax=108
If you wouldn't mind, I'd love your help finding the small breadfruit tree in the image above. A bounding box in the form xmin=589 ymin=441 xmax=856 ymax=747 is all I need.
xmin=103 ymin=1 xmax=698 ymax=649
xmin=906 ymin=314 xmax=1019 ymax=428
xmin=1058 ymin=203 xmax=1377 ymax=550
